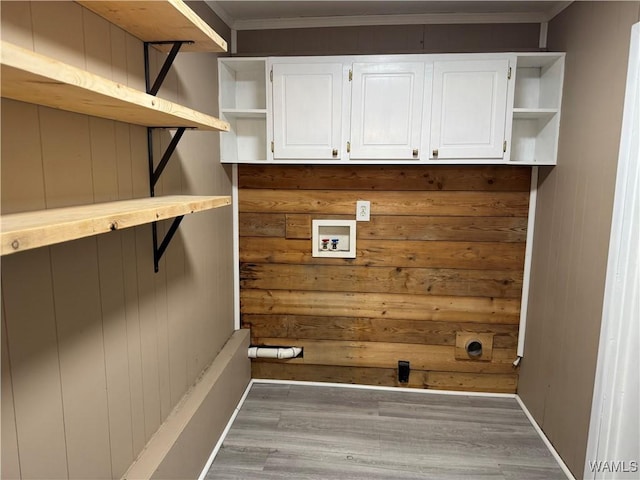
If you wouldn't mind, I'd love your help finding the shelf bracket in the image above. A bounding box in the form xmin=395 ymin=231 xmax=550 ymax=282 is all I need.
xmin=144 ymin=40 xmax=193 ymax=272
xmin=150 ymin=127 xmax=186 ymax=191
xmin=144 ymin=41 xmax=192 ymax=95
xmin=152 ymin=216 xmax=184 ymax=273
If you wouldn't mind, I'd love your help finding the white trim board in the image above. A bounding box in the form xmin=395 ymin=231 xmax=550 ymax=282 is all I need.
xmin=199 ymin=379 xmax=573 ymax=479
xmin=231 ymin=164 xmax=240 ymax=331
xmin=518 ymin=166 xmax=539 ymax=357
xmin=539 ymin=22 xmax=549 ymax=49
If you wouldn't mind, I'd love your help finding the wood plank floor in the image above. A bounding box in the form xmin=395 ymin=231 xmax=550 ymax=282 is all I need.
xmin=205 ymin=382 xmax=567 ymax=479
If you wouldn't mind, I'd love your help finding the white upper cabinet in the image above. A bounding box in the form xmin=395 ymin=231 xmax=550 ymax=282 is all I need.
xmin=218 ymin=53 xmax=564 ymax=165
xmin=272 ymin=63 xmax=346 ymax=160
xmin=350 ymin=62 xmax=428 ymax=160
xmin=430 ymin=59 xmax=510 ymax=160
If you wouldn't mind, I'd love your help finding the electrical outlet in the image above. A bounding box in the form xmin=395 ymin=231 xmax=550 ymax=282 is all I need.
xmin=398 ymin=360 xmax=410 ymax=383
xmin=356 ymin=200 xmax=370 ymax=221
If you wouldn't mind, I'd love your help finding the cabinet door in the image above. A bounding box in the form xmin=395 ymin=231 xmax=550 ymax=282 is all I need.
xmin=350 ymin=62 xmax=425 ymax=160
xmin=272 ymin=63 xmax=344 ymax=160
xmin=431 ymin=59 xmax=510 ymax=159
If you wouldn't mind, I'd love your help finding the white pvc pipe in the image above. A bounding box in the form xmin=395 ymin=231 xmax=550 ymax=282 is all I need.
xmin=248 ymin=346 xmax=302 ymax=359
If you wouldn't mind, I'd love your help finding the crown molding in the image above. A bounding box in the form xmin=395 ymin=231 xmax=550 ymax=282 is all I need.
xmin=545 ymin=1 xmax=573 ymax=21
xmin=205 ymin=2 xmax=574 ymax=32
xmin=205 ymin=1 xmax=234 ymax=29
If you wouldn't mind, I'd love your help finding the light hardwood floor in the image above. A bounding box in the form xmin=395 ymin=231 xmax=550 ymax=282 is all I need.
xmin=205 ymin=382 xmax=567 ymax=479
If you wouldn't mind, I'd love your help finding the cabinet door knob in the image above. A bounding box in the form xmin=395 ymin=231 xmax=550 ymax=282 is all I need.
xmin=432 ymin=149 xmax=439 ymax=158
xmin=332 ymin=149 xmax=338 ymax=157
xmin=412 ymin=149 xmax=419 ymax=157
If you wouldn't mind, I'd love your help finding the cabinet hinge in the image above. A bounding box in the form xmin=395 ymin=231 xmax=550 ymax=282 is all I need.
xmin=349 ymin=69 xmax=352 ymax=81
xmin=507 ymin=67 xmax=512 ymax=80
xmin=270 ymin=69 xmax=273 ymax=82
xmin=347 ymin=141 xmax=351 ymax=153
xmin=503 ymin=140 xmax=507 ymax=153
xmin=271 ymin=141 xmax=274 ymax=153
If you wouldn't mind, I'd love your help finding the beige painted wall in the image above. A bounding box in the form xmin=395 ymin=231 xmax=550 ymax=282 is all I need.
xmin=0 ymin=2 xmax=241 ymax=479
xmin=518 ymin=2 xmax=640 ymax=477
xmin=237 ymin=23 xmax=540 ymax=56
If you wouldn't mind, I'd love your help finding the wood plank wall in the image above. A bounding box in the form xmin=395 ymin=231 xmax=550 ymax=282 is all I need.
xmin=239 ymin=165 xmax=531 ymax=393
xmin=0 ymin=3 xmax=235 ymax=479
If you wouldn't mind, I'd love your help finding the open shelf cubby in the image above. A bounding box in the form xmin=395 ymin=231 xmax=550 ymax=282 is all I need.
xmin=219 ymin=58 xmax=268 ymax=163
xmin=510 ymin=53 xmax=564 ymax=164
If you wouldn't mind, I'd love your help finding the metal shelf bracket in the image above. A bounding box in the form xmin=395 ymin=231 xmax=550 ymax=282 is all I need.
xmin=144 ymin=40 xmax=193 ymax=272
xmin=144 ymin=41 xmax=193 ymax=95
xmin=152 ymin=216 xmax=184 ymax=273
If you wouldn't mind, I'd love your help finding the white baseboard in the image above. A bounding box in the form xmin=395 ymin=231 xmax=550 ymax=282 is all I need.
xmin=198 ymin=379 xmax=255 ymax=480
xmin=253 ymin=378 xmax=517 ymax=398
xmin=515 ymin=394 xmax=576 ymax=480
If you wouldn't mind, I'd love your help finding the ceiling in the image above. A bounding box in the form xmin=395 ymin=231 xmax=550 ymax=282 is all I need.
xmin=206 ymin=1 xmax=572 ymax=30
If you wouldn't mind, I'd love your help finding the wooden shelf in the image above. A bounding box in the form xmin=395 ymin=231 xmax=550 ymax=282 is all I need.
xmin=1 ymin=195 xmax=231 ymax=256
xmin=513 ymin=108 xmax=558 ymax=119
xmin=76 ymin=0 xmax=227 ymax=53
xmin=0 ymin=41 xmax=229 ymax=131
xmin=221 ymin=109 xmax=268 ymax=119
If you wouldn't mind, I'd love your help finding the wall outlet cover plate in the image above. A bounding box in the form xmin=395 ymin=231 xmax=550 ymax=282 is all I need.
xmin=356 ymin=200 xmax=370 ymax=221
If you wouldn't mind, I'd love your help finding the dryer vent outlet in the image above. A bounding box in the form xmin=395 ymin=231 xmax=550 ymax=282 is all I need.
xmin=455 ymin=332 xmax=494 ymax=361
xmin=466 ymin=340 xmax=483 ymax=358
